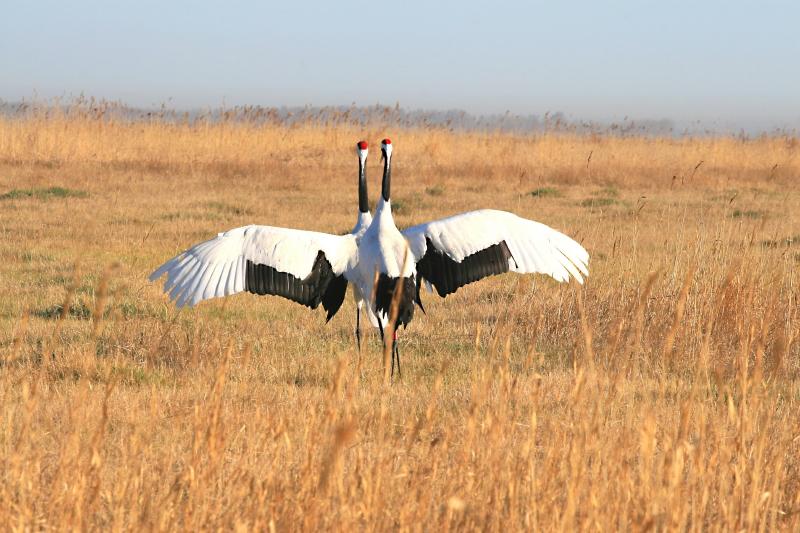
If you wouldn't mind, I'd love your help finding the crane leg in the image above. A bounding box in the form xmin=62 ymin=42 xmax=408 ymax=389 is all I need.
xmin=355 ymin=307 xmax=361 ymax=352
xmin=391 ymin=331 xmax=401 ymax=380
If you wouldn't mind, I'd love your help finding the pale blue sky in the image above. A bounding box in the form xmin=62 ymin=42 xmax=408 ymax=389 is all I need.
xmin=2 ymin=1 xmax=799 ymax=129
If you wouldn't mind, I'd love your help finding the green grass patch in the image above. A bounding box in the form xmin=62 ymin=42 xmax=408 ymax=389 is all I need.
xmin=15 ymin=250 xmax=56 ymax=263
xmin=0 ymin=187 xmax=88 ymax=201
xmin=528 ymin=187 xmax=561 ymax=198
xmin=581 ymin=197 xmax=618 ymax=208
xmin=392 ymin=197 xmax=421 ymax=215
xmin=391 ymin=199 xmax=408 ymax=214
xmin=392 ymin=195 xmax=428 ymax=215
xmin=33 ymin=302 xmax=93 ymax=320
xmin=158 ymin=211 xmax=197 ymax=222
xmin=591 ymin=186 xmax=619 ymax=198
xmin=425 ymin=185 xmax=445 ymax=197
xmin=731 ymin=209 xmax=765 ymax=219
xmin=158 ymin=210 xmax=222 ymax=222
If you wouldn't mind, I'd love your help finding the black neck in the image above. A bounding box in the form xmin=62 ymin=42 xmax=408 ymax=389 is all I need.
xmin=381 ymin=150 xmax=391 ymax=202
xmin=358 ymin=157 xmax=369 ymax=213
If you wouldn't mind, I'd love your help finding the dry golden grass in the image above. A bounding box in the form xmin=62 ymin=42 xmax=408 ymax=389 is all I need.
xmin=1 ymin=108 xmax=799 ymax=530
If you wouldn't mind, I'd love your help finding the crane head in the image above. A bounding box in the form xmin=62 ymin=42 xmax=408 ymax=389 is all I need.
xmin=380 ymin=138 xmax=392 ymax=162
xmin=356 ymin=140 xmax=368 ymax=162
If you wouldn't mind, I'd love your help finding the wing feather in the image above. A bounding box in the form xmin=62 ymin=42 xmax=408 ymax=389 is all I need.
xmin=158 ymin=254 xmax=192 ymax=285
xmin=233 ymin=256 xmax=245 ymax=293
xmin=168 ymin=257 xmax=200 ymax=301
xmin=162 ymin=254 xmax=194 ymax=287
xmin=214 ymin=261 xmax=232 ymax=298
xmin=150 ymin=224 xmax=356 ymax=310
xmin=555 ymin=248 xmax=583 ymax=283
xmin=403 ymin=209 xmax=589 ymax=297
xmin=179 ymin=261 xmax=212 ymax=307
xmin=201 ymin=262 xmax=225 ymax=302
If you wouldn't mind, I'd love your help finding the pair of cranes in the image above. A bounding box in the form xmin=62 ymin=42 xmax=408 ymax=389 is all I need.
xmin=149 ymin=139 xmax=590 ymax=376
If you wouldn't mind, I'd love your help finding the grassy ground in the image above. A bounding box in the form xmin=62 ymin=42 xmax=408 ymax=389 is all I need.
xmin=1 ymin=110 xmax=799 ymax=530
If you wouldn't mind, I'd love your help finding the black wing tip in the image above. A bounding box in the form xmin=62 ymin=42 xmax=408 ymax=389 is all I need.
xmin=244 ymin=253 xmax=346 ymax=318
xmin=321 ymin=274 xmax=348 ymax=323
xmin=414 ymin=277 xmax=427 ymax=314
xmin=416 ymin=238 xmax=512 ymax=298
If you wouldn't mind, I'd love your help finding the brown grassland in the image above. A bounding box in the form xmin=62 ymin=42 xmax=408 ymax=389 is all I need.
xmin=0 ymin=106 xmax=799 ymax=531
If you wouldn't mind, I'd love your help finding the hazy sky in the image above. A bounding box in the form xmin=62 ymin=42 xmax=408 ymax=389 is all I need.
xmin=3 ymin=1 xmax=799 ymax=129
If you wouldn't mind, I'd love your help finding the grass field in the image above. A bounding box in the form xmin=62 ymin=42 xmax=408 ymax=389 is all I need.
xmin=1 ymin=107 xmax=799 ymax=530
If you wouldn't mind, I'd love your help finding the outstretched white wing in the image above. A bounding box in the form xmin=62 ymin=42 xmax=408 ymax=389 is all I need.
xmin=402 ymin=209 xmax=589 ymax=297
xmin=150 ymin=225 xmax=357 ymax=315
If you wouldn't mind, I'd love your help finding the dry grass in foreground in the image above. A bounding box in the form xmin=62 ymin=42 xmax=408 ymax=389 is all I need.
xmin=0 ymin=109 xmax=799 ymax=530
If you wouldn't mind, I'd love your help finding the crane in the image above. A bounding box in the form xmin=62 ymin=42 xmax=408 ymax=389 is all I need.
xmin=351 ymin=140 xmax=379 ymax=350
xmin=149 ymin=139 xmax=589 ymax=378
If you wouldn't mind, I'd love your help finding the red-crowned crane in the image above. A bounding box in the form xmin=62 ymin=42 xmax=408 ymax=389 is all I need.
xmin=353 ymin=139 xmax=590 ymax=376
xmin=351 ymin=140 xmax=379 ymax=349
